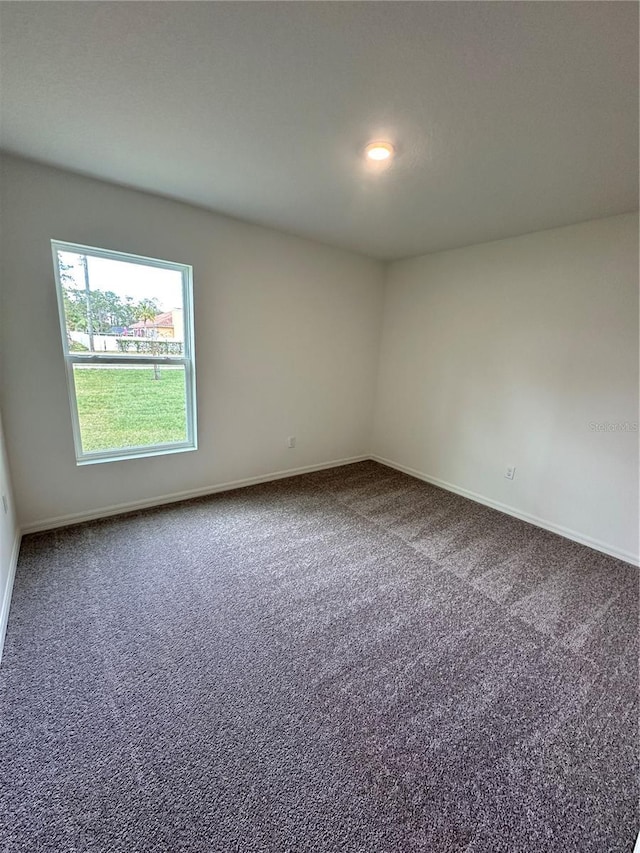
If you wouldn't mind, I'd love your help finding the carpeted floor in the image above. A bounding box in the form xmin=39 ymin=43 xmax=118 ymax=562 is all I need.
xmin=0 ymin=461 xmax=637 ymax=852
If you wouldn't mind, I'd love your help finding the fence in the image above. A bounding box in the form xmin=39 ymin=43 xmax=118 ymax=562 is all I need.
xmin=115 ymin=339 xmax=184 ymax=355
xmin=68 ymin=332 xmax=184 ymax=356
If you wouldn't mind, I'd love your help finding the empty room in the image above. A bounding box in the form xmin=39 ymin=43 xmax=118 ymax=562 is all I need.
xmin=0 ymin=2 xmax=638 ymax=851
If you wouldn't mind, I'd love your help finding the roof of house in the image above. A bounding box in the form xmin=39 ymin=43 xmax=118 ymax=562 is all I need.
xmin=131 ymin=310 xmax=174 ymax=330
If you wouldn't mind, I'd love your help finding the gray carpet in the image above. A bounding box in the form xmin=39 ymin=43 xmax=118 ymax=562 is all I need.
xmin=0 ymin=461 xmax=637 ymax=852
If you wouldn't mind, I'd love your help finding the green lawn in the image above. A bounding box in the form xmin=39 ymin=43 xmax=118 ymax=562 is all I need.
xmin=73 ymin=367 xmax=187 ymax=452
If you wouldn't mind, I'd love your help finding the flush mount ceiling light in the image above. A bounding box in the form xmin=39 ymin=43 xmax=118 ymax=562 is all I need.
xmin=364 ymin=141 xmax=395 ymax=162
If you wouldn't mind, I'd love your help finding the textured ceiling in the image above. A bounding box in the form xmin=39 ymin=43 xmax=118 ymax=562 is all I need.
xmin=0 ymin=1 xmax=637 ymax=260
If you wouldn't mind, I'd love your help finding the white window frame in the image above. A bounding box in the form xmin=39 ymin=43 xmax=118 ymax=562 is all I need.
xmin=51 ymin=240 xmax=198 ymax=465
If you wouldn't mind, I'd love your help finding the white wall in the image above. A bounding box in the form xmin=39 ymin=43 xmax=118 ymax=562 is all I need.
xmin=1 ymin=154 xmax=637 ymax=564
xmin=0 ymin=154 xmax=385 ymax=529
xmin=372 ymin=214 xmax=639 ymax=563
xmin=0 ymin=408 xmax=20 ymax=659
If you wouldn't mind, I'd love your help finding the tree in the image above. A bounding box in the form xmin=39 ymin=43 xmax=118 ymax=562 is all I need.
xmin=134 ymin=299 xmax=162 ymax=380
xmin=59 ymin=252 xmax=90 ymax=345
xmin=57 ymin=252 xmax=165 ymax=371
xmin=77 ymin=255 xmax=94 ymax=351
xmin=62 ymin=288 xmax=88 ymax=332
xmin=134 ymin=298 xmax=160 ymax=327
xmin=60 ymin=261 xmax=157 ymax=335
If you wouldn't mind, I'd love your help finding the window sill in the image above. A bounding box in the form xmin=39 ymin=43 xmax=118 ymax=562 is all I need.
xmin=76 ymin=442 xmax=198 ymax=466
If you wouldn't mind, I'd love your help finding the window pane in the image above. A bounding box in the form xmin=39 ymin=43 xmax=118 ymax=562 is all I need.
xmin=72 ymin=364 xmax=188 ymax=453
xmin=57 ymin=251 xmax=184 ymax=356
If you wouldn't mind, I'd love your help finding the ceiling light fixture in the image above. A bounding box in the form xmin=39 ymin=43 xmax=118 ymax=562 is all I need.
xmin=364 ymin=141 xmax=395 ymax=162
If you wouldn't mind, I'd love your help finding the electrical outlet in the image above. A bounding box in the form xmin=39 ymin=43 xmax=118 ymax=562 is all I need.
xmin=504 ymin=466 xmax=516 ymax=480
xmin=287 ymin=436 xmax=296 ymax=449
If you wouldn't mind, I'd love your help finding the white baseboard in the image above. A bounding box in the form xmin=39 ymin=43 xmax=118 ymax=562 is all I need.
xmin=20 ymin=455 xmax=369 ymax=535
xmin=0 ymin=529 xmax=22 ymax=663
xmin=371 ymin=455 xmax=640 ymax=567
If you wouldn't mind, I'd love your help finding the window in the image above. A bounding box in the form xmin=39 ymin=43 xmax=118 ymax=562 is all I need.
xmin=52 ymin=241 xmax=197 ymax=464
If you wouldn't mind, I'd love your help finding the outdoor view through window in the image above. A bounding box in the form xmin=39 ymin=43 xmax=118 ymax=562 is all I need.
xmin=52 ymin=241 xmax=197 ymax=463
